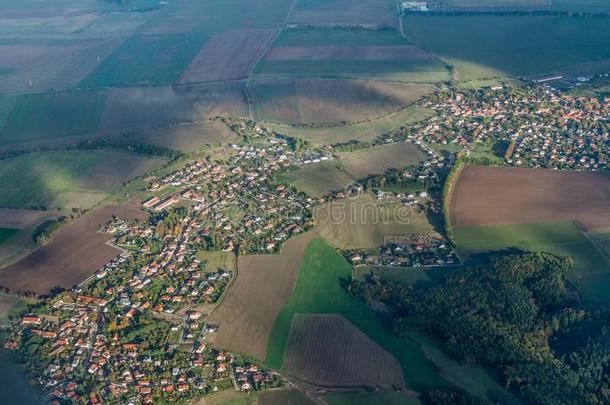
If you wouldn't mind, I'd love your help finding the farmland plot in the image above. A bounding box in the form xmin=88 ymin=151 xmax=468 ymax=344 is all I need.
xmin=178 ymin=30 xmax=275 ymax=83
xmin=284 ymin=314 xmax=404 ymax=389
xmin=206 ymin=231 xmax=315 ymax=360
xmin=289 ymin=0 xmax=397 ymax=26
xmin=0 ymin=205 xmax=148 ymax=295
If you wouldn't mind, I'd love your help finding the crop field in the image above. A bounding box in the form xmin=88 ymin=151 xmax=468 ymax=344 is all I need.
xmin=0 ymin=229 xmax=17 ymax=246
xmin=432 ymin=0 xmax=610 ymax=12
xmin=206 ymin=231 xmax=315 ymax=360
xmin=278 ymin=143 xmax=426 ymax=197
xmin=258 ymin=389 xmax=315 ymax=405
xmin=0 ymin=90 xmax=106 ymax=148
xmin=267 ymin=236 xmax=452 ymax=392
xmin=99 ymin=83 xmax=248 ymax=136
xmin=0 ymin=205 xmax=148 ymax=295
xmin=80 ymin=34 xmax=206 ymax=87
xmin=255 ymin=28 xmax=449 ymax=82
xmin=450 ymin=165 xmax=610 ymax=231
xmin=0 ymin=150 xmax=163 ymax=210
xmin=284 ymin=314 xmax=404 ymax=389
xmin=141 ymin=0 xmax=294 ymax=35
xmin=252 ymin=78 xmax=433 ymax=124
xmin=289 ymin=0 xmax=397 ymax=26
xmin=127 ymin=121 xmax=240 ymax=152
xmin=315 ymin=194 xmax=435 ymax=249
xmin=267 ymin=104 xmax=433 ymax=145
xmin=178 ymin=30 xmax=275 ymax=83
xmin=405 ymin=15 xmax=610 ymax=81
xmin=324 ymin=392 xmax=422 ymax=405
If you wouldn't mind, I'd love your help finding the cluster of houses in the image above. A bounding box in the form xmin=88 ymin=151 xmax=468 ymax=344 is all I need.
xmin=345 ymin=233 xmax=459 ymax=268
xmin=414 ymin=83 xmax=609 ymax=171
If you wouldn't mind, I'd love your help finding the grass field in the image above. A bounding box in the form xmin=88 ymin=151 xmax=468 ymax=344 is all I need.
xmin=405 ymin=15 xmax=610 ymax=80
xmin=196 ymin=250 xmax=236 ymax=272
xmin=315 ymin=194 xmax=435 ymax=248
xmin=258 ymin=389 xmax=314 ymax=405
xmin=0 ymin=91 xmax=106 ymax=147
xmin=354 ymin=265 xmax=449 ymax=288
xmin=0 ymin=229 xmax=18 ymax=246
xmin=324 ymin=391 xmax=422 ymax=405
xmin=266 ymin=236 xmax=453 ymax=392
xmin=254 ymin=28 xmax=449 ymax=82
xmin=267 ymin=104 xmax=433 ymax=145
xmin=0 ymin=150 xmax=163 ymax=210
xmin=80 ymin=34 xmax=207 ymax=87
xmin=277 ymin=143 xmax=426 ymax=197
xmin=454 ymin=221 xmax=610 ymax=304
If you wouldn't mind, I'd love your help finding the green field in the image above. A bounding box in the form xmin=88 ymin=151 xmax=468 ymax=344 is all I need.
xmin=0 ymin=150 xmax=162 ymax=210
xmin=324 ymin=391 xmax=422 ymax=405
xmin=289 ymin=0 xmax=397 ymax=26
xmin=268 ymin=104 xmax=432 ymax=144
xmin=436 ymin=0 xmax=610 ymax=12
xmin=273 ymin=29 xmax=410 ymax=47
xmin=266 ymin=236 xmax=453 ymax=392
xmin=354 ymin=265 xmax=449 ymax=288
xmin=0 ymin=228 xmax=18 ymax=246
xmin=0 ymin=91 xmax=106 ymax=147
xmin=405 ymin=15 xmax=610 ymax=80
xmin=454 ymin=221 xmax=610 ymax=303
xmin=80 ymin=34 xmax=206 ymax=87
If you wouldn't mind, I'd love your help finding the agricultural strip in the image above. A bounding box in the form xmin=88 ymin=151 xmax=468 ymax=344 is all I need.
xmin=266 ymin=236 xmax=453 ymax=392
xmin=450 ymin=165 xmax=610 ymax=231
xmin=206 ymin=231 xmax=315 ymax=360
xmin=288 ymin=0 xmax=397 ymax=26
xmin=0 ymin=205 xmax=148 ymax=295
xmin=178 ymin=30 xmax=275 ymax=83
xmin=266 ymin=104 xmax=433 ymax=144
xmin=80 ymin=34 xmax=207 ymax=87
xmin=405 ymin=15 xmax=610 ymax=81
xmin=284 ymin=314 xmax=405 ymax=389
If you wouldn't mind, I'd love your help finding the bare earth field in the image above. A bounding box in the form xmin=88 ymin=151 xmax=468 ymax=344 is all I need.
xmin=206 ymin=231 xmax=315 ymax=360
xmin=178 ymin=30 xmax=275 ymax=83
xmin=451 ymin=165 xmax=610 ymax=230
xmin=0 ymin=205 xmax=148 ymax=295
xmin=253 ymin=79 xmax=433 ymax=124
xmin=265 ymin=45 xmax=430 ymax=61
xmin=284 ymin=314 xmax=405 ymax=389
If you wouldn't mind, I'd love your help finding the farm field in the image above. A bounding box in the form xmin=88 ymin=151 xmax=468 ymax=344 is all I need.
xmin=140 ymin=0 xmax=293 ymax=35
xmin=0 ymin=150 xmax=164 ymax=210
xmin=254 ymin=28 xmax=449 ymax=82
xmin=453 ymin=221 xmax=610 ymax=303
xmin=127 ymin=121 xmax=240 ymax=152
xmin=278 ymin=143 xmax=426 ymax=197
xmin=438 ymin=0 xmax=610 ymax=12
xmin=252 ymin=78 xmax=433 ymax=124
xmin=353 ymin=265 xmax=448 ymax=288
xmin=267 ymin=104 xmax=432 ymax=144
xmin=289 ymin=0 xmax=397 ymax=26
xmin=258 ymin=389 xmax=315 ymax=405
xmin=0 ymin=90 xmax=106 ymax=148
xmin=178 ymin=30 xmax=275 ymax=83
xmin=99 ymin=83 xmax=248 ymax=136
xmin=0 ymin=205 xmax=148 ymax=295
xmin=450 ymin=165 xmax=610 ymax=231
xmin=206 ymin=231 xmax=315 ymax=360
xmin=405 ymin=15 xmax=610 ymax=81
xmin=284 ymin=313 xmax=404 ymax=389
xmin=315 ymin=194 xmax=435 ymax=249
xmin=324 ymin=391 xmax=422 ymax=405
xmin=80 ymin=34 xmax=207 ymax=87
xmin=266 ymin=236 xmax=453 ymax=393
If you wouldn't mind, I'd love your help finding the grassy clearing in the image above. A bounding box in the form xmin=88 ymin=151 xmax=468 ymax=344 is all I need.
xmin=80 ymin=34 xmax=206 ymax=87
xmin=454 ymin=221 xmax=610 ymax=304
xmin=0 ymin=150 xmax=162 ymax=210
xmin=266 ymin=236 xmax=453 ymax=392
xmin=315 ymin=194 xmax=435 ymax=249
xmin=267 ymin=104 xmax=433 ymax=145
xmin=0 ymin=91 xmax=106 ymax=147
xmin=259 ymin=389 xmax=314 ymax=405
xmin=196 ymin=250 xmax=236 ymax=272
xmin=405 ymin=15 xmax=610 ymax=80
